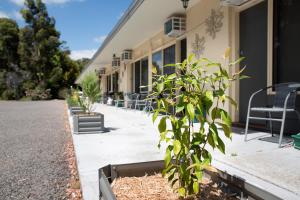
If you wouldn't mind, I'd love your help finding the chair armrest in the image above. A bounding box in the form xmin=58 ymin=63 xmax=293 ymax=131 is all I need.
xmin=282 ymin=89 xmax=297 ymax=110
xmin=247 ymin=85 xmax=273 ymax=110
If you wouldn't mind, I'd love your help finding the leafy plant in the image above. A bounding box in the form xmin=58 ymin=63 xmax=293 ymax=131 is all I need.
xmin=150 ymin=50 xmax=246 ymax=198
xmin=66 ymin=89 xmax=80 ymax=107
xmin=79 ymin=72 xmax=101 ymax=114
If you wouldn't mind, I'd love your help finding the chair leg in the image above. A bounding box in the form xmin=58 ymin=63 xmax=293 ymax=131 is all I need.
xmin=268 ymin=112 xmax=273 ymax=137
xmin=244 ymin=110 xmax=251 ymax=142
xmin=278 ymin=110 xmax=287 ymax=148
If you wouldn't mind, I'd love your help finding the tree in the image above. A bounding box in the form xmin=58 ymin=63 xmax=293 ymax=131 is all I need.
xmin=0 ymin=18 xmax=19 ymax=71
xmin=18 ymin=0 xmax=62 ymax=97
xmin=0 ymin=18 xmax=21 ymax=99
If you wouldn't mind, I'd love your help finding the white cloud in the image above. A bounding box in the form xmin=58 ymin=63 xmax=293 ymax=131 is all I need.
xmin=13 ymin=11 xmax=23 ymax=21
xmin=0 ymin=11 xmax=9 ymax=18
xmin=9 ymin=0 xmax=24 ymax=6
xmin=93 ymin=35 xmax=107 ymax=44
xmin=9 ymin=0 xmax=85 ymax=6
xmin=70 ymin=49 xmax=97 ymax=60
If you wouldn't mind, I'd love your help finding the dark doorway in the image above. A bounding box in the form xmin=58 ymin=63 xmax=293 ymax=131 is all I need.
xmin=272 ymin=0 xmax=300 ymax=133
xmin=239 ymin=1 xmax=268 ymax=126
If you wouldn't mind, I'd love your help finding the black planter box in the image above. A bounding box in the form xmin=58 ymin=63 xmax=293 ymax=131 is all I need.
xmin=98 ymin=160 xmax=281 ymax=200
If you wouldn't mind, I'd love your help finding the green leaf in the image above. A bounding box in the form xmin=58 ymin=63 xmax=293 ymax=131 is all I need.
xmin=173 ymin=140 xmax=181 ymax=155
xmin=176 ymin=105 xmax=185 ymax=113
xmin=157 ymin=82 xmax=164 ymax=93
xmin=209 ymin=126 xmax=219 ymax=146
xmin=167 ymin=73 xmax=177 ymax=80
xmin=207 ymin=131 xmax=215 ymax=148
xmin=217 ymin=136 xmax=225 ymax=154
xmin=193 ymin=181 xmax=199 ymax=194
xmin=178 ymin=187 xmax=186 ymax=197
xmin=229 ymin=57 xmax=245 ymax=66
xmin=195 ymin=170 xmax=202 ymax=180
xmin=158 ymin=117 xmax=166 ymax=133
xmin=164 ymin=146 xmax=172 ymax=167
xmin=239 ymin=75 xmax=250 ymax=80
xmin=221 ymin=110 xmax=232 ymax=127
xmin=187 ymin=103 xmax=195 ymax=120
xmin=152 ymin=110 xmax=159 ymax=123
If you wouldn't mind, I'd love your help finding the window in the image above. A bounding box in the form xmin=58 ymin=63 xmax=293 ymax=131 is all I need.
xmin=163 ymin=45 xmax=176 ymax=75
xmin=107 ymin=75 xmax=112 ymax=93
xmin=273 ymin=0 xmax=300 ymax=84
xmin=141 ymin=58 xmax=149 ymax=92
xmin=112 ymin=72 xmax=119 ymax=92
xmin=152 ymin=51 xmax=163 ymax=75
xmin=134 ymin=61 xmax=140 ymax=93
xmin=133 ymin=57 xmax=149 ymax=93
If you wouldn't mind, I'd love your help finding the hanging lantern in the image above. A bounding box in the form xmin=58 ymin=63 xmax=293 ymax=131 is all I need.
xmin=181 ymin=0 xmax=189 ymax=9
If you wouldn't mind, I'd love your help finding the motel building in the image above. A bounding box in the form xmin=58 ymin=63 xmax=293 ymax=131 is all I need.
xmin=77 ymin=0 xmax=300 ymax=133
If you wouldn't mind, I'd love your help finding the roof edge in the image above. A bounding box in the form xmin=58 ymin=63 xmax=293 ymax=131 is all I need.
xmin=75 ymin=0 xmax=145 ymax=84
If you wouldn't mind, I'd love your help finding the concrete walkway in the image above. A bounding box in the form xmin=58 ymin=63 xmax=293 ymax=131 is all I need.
xmin=69 ymin=104 xmax=300 ymax=200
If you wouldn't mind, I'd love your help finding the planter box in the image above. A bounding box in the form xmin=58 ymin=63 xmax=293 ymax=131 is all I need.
xmin=70 ymin=106 xmax=84 ymax=115
xmin=98 ymin=160 xmax=281 ymax=200
xmin=292 ymin=134 xmax=300 ymax=149
xmin=73 ymin=113 xmax=105 ymax=134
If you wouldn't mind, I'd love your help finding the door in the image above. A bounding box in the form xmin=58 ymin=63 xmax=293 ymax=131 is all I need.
xmin=239 ymin=1 xmax=268 ymax=125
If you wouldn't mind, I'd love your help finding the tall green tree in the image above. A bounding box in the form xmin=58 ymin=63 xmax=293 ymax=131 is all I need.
xmin=18 ymin=0 xmax=62 ymax=96
xmin=0 ymin=18 xmax=21 ymax=99
xmin=0 ymin=18 xmax=19 ymax=71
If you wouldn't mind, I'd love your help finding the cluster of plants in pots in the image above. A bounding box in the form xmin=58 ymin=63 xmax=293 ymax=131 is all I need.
xmin=98 ymin=50 xmax=259 ymax=200
xmin=67 ymin=72 xmax=105 ymax=134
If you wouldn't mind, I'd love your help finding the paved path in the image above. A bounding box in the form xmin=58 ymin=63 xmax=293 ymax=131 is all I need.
xmin=0 ymin=100 xmax=70 ymax=200
xmin=71 ymin=104 xmax=300 ymax=200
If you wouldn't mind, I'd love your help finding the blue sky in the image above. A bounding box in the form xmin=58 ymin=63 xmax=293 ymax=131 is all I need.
xmin=0 ymin=0 xmax=132 ymax=60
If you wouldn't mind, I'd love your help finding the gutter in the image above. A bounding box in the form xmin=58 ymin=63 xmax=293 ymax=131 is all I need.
xmin=75 ymin=0 xmax=145 ymax=84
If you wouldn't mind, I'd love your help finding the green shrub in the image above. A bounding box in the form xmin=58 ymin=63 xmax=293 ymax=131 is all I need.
xmin=79 ymin=72 xmax=101 ymax=113
xmin=1 ymin=89 xmax=16 ymax=100
xmin=66 ymin=90 xmax=80 ymax=107
xmin=25 ymin=85 xmax=52 ymax=100
xmin=151 ymin=52 xmax=247 ymax=198
xmin=58 ymin=88 xmax=69 ymax=99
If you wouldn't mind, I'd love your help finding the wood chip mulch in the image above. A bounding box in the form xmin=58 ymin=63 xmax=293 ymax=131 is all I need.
xmin=64 ymin=104 xmax=82 ymax=200
xmin=112 ymin=174 xmax=238 ymax=200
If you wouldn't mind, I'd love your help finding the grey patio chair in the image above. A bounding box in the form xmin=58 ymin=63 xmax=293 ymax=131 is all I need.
xmin=244 ymin=82 xmax=300 ymax=147
xmin=125 ymin=93 xmax=139 ymax=109
xmin=135 ymin=93 xmax=148 ymax=110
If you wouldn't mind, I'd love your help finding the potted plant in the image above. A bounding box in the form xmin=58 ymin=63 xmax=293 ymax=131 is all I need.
xmin=98 ymin=50 xmax=252 ymax=199
xmin=73 ymin=72 xmax=105 ymax=134
xmin=67 ymin=89 xmax=84 ymax=115
xmin=149 ymin=52 xmax=247 ymax=198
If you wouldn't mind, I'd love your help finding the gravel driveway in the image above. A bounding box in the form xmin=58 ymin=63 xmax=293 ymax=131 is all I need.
xmin=0 ymin=100 xmax=70 ymax=200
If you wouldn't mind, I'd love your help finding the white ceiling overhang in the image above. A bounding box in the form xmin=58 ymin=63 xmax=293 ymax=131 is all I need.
xmin=76 ymin=0 xmax=200 ymax=83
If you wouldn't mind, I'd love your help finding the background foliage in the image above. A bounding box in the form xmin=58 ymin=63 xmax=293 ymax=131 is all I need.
xmin=0 ymin=0 xmax=89 ymax=100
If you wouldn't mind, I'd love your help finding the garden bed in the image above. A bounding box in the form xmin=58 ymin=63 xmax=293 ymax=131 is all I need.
xmin=98 ymin=160 xmax=278 ymax=200
xmin=111 ymin=174 xmax=237 ymax=200
xmin=73 ymin=112 xmax=105 ymax=134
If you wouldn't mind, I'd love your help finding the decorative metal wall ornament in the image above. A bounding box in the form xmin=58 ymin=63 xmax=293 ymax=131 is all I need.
xmin=205 ymin=9 xmax=224 ymax=39
xmin=192 ymin=34 xmax=205 ymax=58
